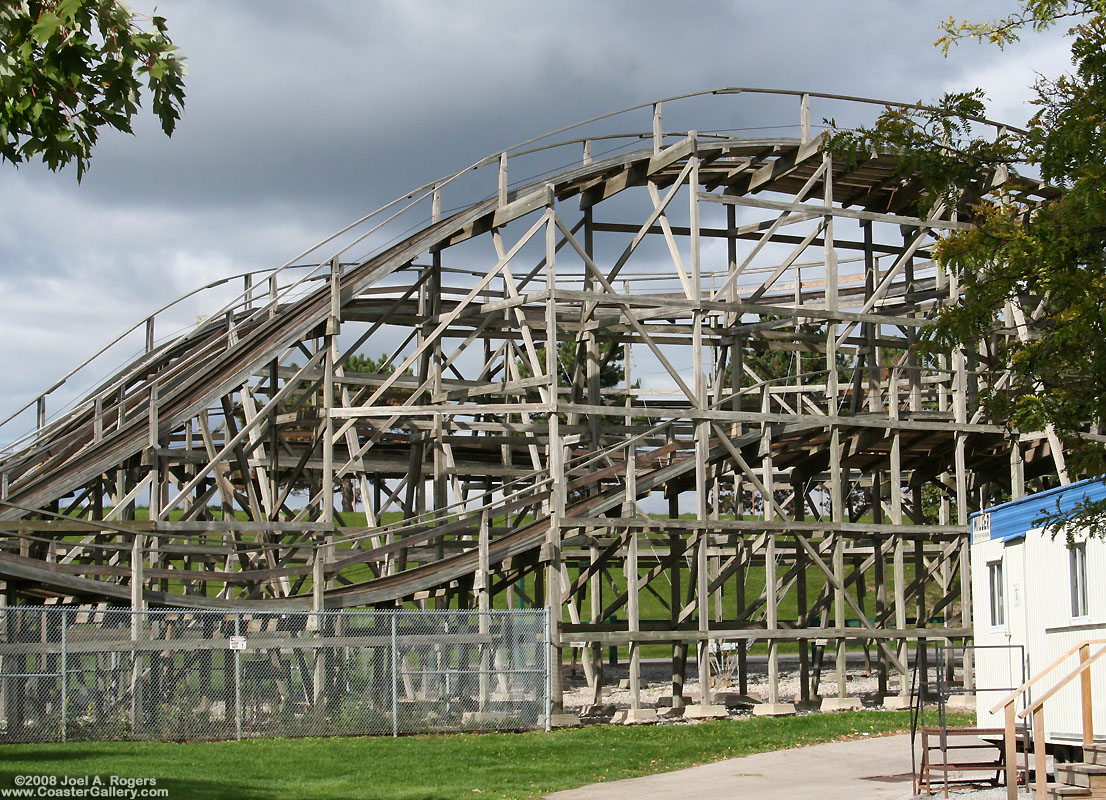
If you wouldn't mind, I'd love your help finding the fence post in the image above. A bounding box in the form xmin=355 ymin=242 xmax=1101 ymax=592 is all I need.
xmin=234 ymin=613 xmax=242 ymax=741
xmin=60 ymin=609 xmax=67 ymax=743
xmin=545 ymin=609 xmax=552 ymax=732
xmin=391 ymin=612 xmax=398 ymax=738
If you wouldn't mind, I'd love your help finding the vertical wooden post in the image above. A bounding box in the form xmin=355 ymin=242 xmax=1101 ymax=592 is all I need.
xmin=623 ymin=445 xmax=654 ymax=722
xmin=831 ymin=529 xmax=848 ymax=701
xmin=915 ymin=534 xmax=927 ymax=703
xmin=670 ymin=490 xmax=686 ymax=711
xmin=477 ymin=509 xmax=490 ymax=713
xmin=584 ymin=205 xmax=603 ymax=703
xmin=687 ymin=144 xmax=716 ymax=717
xmin=311 ymin=537 xmax=326 ymax=697
xmin=763 ymin=386 xmax=778 ymax=700
xmin=627 ymin=523 xmax=643 ymax=706
xmin=543 ymin=196 xmax=569 ymax=722
xmin=794 ymin=482 xmax=810 ymax=703
xmin=736 ymin=538 xmax=748 ymax=696
xmin=1010 ymin=434 xmax=1025 ymax=500
xmin=1005 ymin=702 xmax=1018 ymax=800
xmin=1081 ymin=643 xmax=1094 ymax=747
xmin=148 ymin=382 xmax=160 ymax=522
xmin=952 ymin=296 xmax=974 ymax=693
xmin=312 ymin=534 xmax=325 ymax=613
xmin=800 ymin=93 xmax=811 ymax=144
xmin=652 ymin=103 xmax=663 ymax=155
xmin=766 ymin=532 xmax=779 ymax=702
xmin=130 ymin=532 xmax=144 ymax=733
xmin=821 ymin=151 xmax=857 ymax=711
xmin=873 ymin=549 xmax=889 ymax=698
xmin=587 ymin=539 xmax=602 ymax=704
xmin=885 ymin=370 xmax=910 ymax=709
xmin=322 ymin=255 xmax=340 ymax=529
xmin=1034 ymin=708 xmax=1048 ymax=800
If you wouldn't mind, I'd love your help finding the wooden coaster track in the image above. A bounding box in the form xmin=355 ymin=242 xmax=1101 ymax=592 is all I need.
xmin=0 ymin=89 xmax=1070 ymax=712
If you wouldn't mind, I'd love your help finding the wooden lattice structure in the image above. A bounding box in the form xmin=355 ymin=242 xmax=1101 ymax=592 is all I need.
xmin=0 ymin=89 xmax=1069 ymax=718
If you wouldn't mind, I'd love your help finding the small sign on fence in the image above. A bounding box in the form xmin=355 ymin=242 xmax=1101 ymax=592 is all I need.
xmin=228 ymin=635 xmax=247 ymax=651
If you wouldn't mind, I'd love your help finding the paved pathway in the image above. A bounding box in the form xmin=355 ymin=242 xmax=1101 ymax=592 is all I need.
xmin=546 ymin=732 xmax=917 ymax=800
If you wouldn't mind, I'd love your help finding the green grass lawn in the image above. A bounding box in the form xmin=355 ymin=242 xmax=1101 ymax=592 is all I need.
xmin=0 ymin=710 xmax=972 ymax=800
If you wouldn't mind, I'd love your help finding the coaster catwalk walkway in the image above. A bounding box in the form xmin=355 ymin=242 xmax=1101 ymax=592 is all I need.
xmin=0 ymin=89 xmax=1070 ymax=717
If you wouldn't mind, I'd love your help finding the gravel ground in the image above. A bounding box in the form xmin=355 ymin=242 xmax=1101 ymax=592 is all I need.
xmin=901 ymin=790 xmax=1030 ymax=799
xmin=563 ymin=656 xmax=1005 ymax=798
xmin=562 ymin=658 xmax=894 ymax=716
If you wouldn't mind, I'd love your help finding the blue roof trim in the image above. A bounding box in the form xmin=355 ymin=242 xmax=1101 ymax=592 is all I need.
xmin=971 ymin=477 xmax=1106 ymax=543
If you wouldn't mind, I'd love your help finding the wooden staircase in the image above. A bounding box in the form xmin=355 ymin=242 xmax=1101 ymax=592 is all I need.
xmin=992 ymin=639 xmax=1106 ymax=800
xmin=1047 ymin=745 xmax=1106 ymax=799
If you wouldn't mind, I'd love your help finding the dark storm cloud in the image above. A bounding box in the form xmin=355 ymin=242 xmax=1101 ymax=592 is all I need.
xmin=47 ymin=0 xmax=1025 ymax=217
xmin=0 ymin=0 xmax=1066 ymax=423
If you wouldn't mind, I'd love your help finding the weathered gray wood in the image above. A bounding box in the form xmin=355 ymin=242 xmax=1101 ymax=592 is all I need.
xmin=700 ymin=192 xmax=971 ymax=231
xmin=0 ymin=90 xmax=1062 ymax=715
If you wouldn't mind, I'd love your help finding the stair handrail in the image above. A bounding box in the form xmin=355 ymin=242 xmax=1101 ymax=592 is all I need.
xmin=990 ymin=637 xmax=1106 ymax=800
xmin=1018 ymin=641 xmax=1106 ymax=723
xmin=988 ymin=638 xmax=1106 ymax=716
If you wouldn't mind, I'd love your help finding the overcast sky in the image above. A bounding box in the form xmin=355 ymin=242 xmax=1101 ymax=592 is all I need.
xmin=0 ymin=0 xmax=1074 ymax=438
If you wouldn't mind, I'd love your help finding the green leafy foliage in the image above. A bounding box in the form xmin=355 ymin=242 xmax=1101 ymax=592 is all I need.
xmin=935 ymin=1 xmax=1106 ymax=52
xmin=0 ymin=0 xmax=186 ymax=180
xmin=516 ymin=339 xmax=633 ymax=391
xmin=721 ymin=318 xmax=855 ymax=392
xmin=1036 ymin=492 xmax=1106 ymax=542
xmin=826 ymin=90 xmax=1023 ymax=215
xmin=828 ymin=2 xmax=1106 ymax=532
xmin=342 ymin=352 xmax=409 ymax=375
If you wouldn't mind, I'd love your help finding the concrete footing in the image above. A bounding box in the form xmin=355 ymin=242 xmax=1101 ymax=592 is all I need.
xmin=550 ymin=713 xmax=582 ymax=727
xmin=946 ymin=694 xmax=976 ymax=710
xmin=682 ymin=704 xmax=728 ymax=720
xmin=882 ymin=695 xmax=911 ymax=710
xmin=821 ymin=696 xmax=863 ymax=712
xmin=613 ymin=708 xmax=659 ymax=724
xmin=752 ymin=702 xmax=796 ymax=716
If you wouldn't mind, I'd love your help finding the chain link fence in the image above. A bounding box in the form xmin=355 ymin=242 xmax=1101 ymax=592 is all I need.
xmin=0 ymin=606 xmax=549 ymax=743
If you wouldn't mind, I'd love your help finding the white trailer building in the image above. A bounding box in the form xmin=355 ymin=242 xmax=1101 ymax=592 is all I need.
xmin=971 ymin=478 xmax=1106 ymax=746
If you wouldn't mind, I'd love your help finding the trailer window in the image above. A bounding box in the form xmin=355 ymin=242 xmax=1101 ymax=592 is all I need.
xmin=1070 ymin=543 xmax=1088 ymax=619
xmin=988 ymin=560 xmax=1004 ymax=627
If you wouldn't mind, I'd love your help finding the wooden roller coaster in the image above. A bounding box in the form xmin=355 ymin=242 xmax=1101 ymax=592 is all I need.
xmin=0 ymin=89 xmax=1070 ymax=717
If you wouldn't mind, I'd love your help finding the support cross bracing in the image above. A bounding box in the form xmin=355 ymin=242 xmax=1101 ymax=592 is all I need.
xmin=0 ymin=89 xmax=1069 ymax=713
